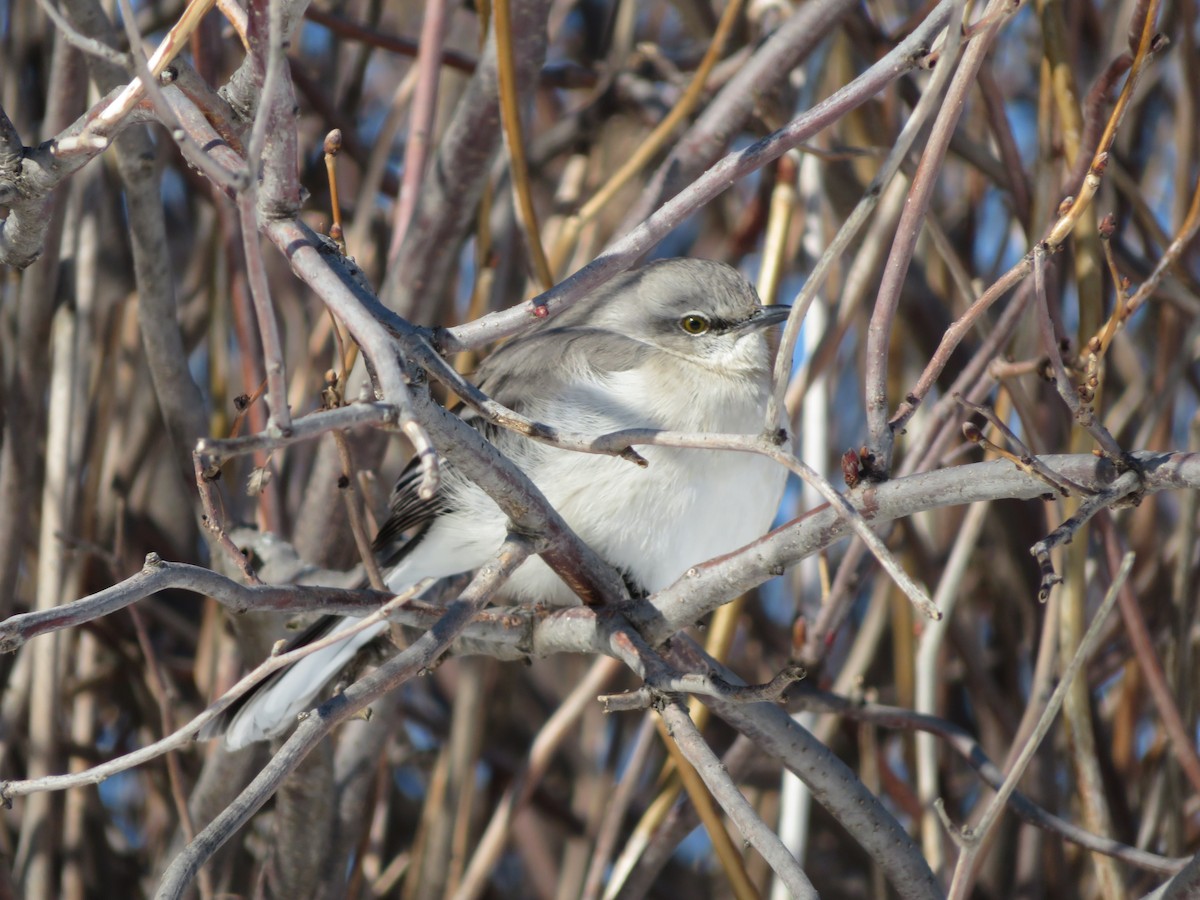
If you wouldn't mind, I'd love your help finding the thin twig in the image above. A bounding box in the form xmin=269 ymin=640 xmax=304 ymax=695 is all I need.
xmin=1031 ymin=242 xmax=1127 ymax=462
xmin=945 ymin=552 xmax=1134 ymax=899
xmin=956 ymin=394 xmax=1090 ymax=496
xmin=1029 ymin=469 xmax=1140 ymax=601
xmin=655 ymin=705 xmax=771 ymax=900
xmin=235 ymin=189 xmax=292 ymax=433
xmin=87 ymin=0 xmax=217 ymax=136
xmin=33 ymin=0 xmax=131 ymax=68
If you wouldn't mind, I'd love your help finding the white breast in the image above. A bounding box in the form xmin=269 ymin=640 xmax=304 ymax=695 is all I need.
xmin=497 ymin=357 xmax=787 ymax=602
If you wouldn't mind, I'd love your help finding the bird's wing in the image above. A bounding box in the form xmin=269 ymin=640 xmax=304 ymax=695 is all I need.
xmin=372 ymin=455 xmax=453 ymax=569
xmin=375 ymin=327 xmax=649 ymax=564
xmin=472 ymin=326 xmax=651 ymax=411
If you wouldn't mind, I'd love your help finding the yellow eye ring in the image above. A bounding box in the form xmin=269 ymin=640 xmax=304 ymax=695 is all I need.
xmin=680 ymin=314 xmax=710 ymax=335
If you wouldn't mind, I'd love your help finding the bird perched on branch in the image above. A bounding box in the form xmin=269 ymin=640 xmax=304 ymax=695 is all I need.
xmin=204 ymin=257 xmax=791 ymax=749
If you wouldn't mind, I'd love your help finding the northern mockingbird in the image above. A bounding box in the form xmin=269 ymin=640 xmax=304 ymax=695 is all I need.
xmin=208 ymin=257 xmax=790 ymax=748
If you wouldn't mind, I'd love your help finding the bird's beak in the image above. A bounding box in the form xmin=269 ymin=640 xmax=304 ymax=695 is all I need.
xmin=737 ymin=304 xmax=792 ymax=332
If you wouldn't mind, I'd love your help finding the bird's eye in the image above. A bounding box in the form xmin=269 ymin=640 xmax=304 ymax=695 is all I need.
xmin=680 ymin=314 xmax=710 ymax=335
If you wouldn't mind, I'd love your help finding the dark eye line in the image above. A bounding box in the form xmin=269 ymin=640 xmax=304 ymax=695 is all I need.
xmin=707 ymin=317 xmax=739 ymax=334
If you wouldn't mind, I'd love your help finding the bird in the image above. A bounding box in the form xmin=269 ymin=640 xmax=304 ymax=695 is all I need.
xmin=206 ymin=257 xmax=791 ymax=749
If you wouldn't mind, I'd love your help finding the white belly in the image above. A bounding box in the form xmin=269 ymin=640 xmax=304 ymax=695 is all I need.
xmin=539 ymin=442 xmax=785 ymax=595
xmin=499 ymin=363 xmax=787 ymax=603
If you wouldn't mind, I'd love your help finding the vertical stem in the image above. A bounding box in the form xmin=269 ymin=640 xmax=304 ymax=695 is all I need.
xmin=237 ymin=188 xmax=292 ymax=432
xmin=387 ymin=0 xmax=450 ymax=261
xmin=493 ymin=0 xmax=553 ymax=291
xmin=17 ymin=304 xmax=77 ymax=897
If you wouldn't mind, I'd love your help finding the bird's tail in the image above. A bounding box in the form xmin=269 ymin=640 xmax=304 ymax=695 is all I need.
xmin=198 ymin=615 xmax=387 ymax=750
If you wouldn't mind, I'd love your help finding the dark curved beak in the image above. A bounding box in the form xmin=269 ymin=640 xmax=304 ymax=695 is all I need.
xmin=738 ymin=304 xmax=792 ymax=332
